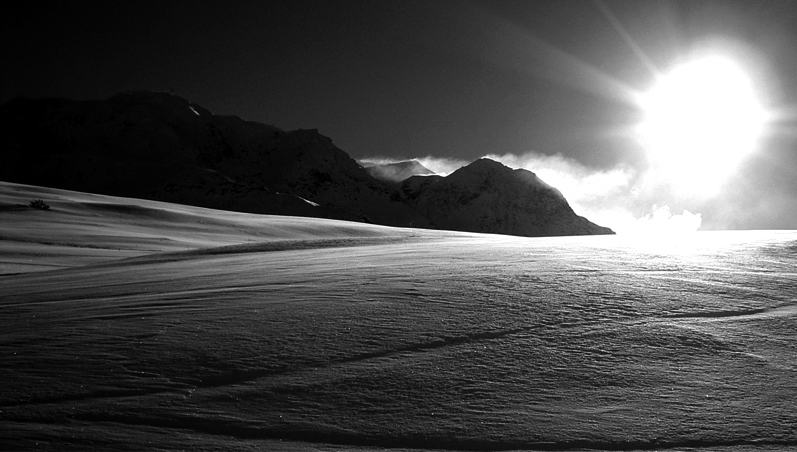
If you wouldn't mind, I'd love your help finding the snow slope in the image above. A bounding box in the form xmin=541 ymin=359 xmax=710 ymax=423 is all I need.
xmin=2 ymin=182 xmax=797 ymax=451
xmin=0 ymin=181 xmax=443 ymax=275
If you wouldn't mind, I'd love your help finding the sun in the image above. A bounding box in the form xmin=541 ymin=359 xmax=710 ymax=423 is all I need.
xmin=637 ymin=56 xmax=766 ymax=194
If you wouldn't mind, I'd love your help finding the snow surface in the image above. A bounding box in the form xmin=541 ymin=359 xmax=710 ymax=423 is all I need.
xmin=2 ymin=181 xmax=797 ymax=451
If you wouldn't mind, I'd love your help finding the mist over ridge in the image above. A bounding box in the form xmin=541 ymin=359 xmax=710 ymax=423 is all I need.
xmin=360 ymin=151 xmax=708 ymax=235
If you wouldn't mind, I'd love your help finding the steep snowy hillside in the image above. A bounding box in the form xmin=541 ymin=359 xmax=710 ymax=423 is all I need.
xmin=0 ymin=181 xmax=439 ymax=275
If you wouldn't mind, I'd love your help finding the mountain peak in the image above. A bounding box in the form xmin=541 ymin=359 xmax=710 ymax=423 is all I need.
xmin=445 ymin=158 xmax=515 ymax=187
xmin=108 ymin=90 xmax=212 ymax=118
xmin=409 ymin=157 xmax=612 ymax=236
xmin=463 ymin=158 xmax=506 ymax=170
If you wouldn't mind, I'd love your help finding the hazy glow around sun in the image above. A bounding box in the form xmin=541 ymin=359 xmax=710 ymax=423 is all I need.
xmin=637 ymin=56 xmax=766 ymax=194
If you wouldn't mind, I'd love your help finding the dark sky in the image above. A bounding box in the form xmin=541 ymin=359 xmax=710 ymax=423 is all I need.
xmin=4 ymin=0 xmax=797 ymax=231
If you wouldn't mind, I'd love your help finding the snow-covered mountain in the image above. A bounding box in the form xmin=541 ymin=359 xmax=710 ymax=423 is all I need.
xmin=407 ymin=158 xmax=614 ymax=236
xmin=0 ymin=92 xmax=613 ymax=236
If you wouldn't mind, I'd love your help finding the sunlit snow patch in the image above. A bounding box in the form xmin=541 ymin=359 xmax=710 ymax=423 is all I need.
xmin=295 ymin=195 xmax=319 ymax=207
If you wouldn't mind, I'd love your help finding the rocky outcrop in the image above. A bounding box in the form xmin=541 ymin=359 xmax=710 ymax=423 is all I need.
xmin=0 ymin=92 xmax=613 ymax=236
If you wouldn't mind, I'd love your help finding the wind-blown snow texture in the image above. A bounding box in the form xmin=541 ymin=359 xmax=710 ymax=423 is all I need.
xmin=1 ymin=182 xmax=796 ymax=451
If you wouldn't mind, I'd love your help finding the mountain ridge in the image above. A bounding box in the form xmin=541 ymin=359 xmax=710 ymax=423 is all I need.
xmin=0 ymin=91 xmax=613 ymax=237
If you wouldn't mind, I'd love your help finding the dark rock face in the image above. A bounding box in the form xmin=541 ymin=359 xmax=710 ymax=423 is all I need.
xmin=364 ymin=160 xmax=434 ymax=183
xmin=0 ymin=92 xmax=614 ymax=236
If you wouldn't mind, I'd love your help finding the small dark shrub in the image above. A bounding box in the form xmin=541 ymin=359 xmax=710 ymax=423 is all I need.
xmin=30 ymin=199 xmax=50 ymax=210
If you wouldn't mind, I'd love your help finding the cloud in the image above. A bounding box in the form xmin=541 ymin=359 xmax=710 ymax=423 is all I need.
xmin=357 ymin=156 xmax=468 ymax=176
xmin=638 ymin=205 xmax=703 ymax=233
xmin=357 ymin=157 xmax=401 ymax=167
xmin=414 ymin=156 xmax=469 ymax=175
xmin=611 ymin=205 xmax=702 ymax=235
xmin=483 ymin=152 xmax=703 ymax=235
xmin=483 ymin=152 xmax=634 ymax=204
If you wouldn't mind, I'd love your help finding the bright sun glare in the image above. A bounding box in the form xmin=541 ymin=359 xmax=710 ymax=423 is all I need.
xmin=638 ymin=56 xmax=766 ymax=194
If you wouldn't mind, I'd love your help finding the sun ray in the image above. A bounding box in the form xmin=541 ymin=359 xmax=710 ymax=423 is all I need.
xmin=451 ymin=1 xmax=644 ymax=107
xmin=592 ymin=0 xmax=661 ymax=79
